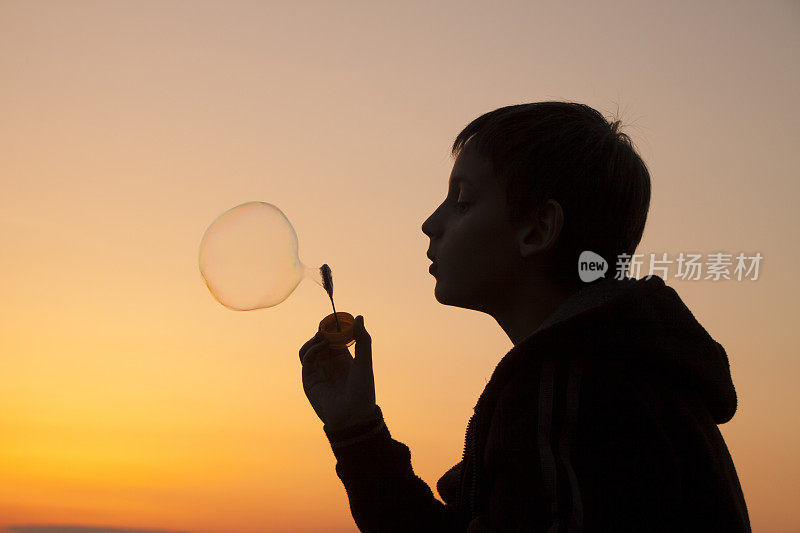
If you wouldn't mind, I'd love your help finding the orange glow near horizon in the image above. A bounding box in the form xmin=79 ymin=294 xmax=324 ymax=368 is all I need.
xmin=1 ymin=1 xmax=798 ymax=532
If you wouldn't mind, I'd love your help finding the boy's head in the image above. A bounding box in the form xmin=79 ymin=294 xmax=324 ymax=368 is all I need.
xmin=422 ymin=101 xmax=651 ymax=314
xmin=451 ymin=101 xmax=651 ymax=290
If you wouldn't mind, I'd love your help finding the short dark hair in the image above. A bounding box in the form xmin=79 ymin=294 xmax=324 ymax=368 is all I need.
xmin=451 ymin=101 xmax=651 ymax=288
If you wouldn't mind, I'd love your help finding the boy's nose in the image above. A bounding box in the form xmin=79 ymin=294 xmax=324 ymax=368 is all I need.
xmin=421 ymin=208 xmax=440 ymax=237
xmin=421 ymin=216 xmax=433 ymax=237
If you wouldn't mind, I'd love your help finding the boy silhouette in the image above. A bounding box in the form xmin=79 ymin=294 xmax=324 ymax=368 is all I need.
xmin=299 ymin=102 xmax=751 ymax=532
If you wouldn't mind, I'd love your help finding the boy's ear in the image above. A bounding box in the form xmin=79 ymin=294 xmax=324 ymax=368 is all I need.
xmin=517 ymin=199 xmax=565 ymax=258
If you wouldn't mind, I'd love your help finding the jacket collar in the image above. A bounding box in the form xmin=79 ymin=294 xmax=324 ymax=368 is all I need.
xmin=531 ymin=275 xmax=640 ymax=338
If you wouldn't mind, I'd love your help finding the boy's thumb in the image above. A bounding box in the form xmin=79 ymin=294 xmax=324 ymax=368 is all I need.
xmin=353 ymin=315 xmax=372 ymax=368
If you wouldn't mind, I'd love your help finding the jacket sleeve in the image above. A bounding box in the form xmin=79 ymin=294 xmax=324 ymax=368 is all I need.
xmin=323 ymin=404 xmax=469 ymax=532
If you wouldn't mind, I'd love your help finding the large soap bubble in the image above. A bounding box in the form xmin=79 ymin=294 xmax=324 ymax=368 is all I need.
xmin=198 ymin=202 xmax=324 ymax=311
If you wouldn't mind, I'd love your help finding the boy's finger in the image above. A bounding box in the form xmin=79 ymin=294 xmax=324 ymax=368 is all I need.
xmin=353 ymin=316 xmax=372 ymax=369
xmin=302 ymin=358 xmax=328 ymax=389
xmin=329 ymin=352 xmax=353 ymax=378
xmin=299 ymin=332 xmax=324 ymax=363
xmin=300 ymin=339 xmax=328 ymax=367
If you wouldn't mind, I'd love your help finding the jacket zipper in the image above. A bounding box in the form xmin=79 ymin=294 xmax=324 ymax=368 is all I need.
xmin=460 ymin=412 xmax=477 ymax=518
xmin=470 ymin=422 xmax=477 ymax=517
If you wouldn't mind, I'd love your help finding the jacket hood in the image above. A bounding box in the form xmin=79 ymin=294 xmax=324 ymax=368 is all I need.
xmin=510 ymin=275 xmax=738 ymax=424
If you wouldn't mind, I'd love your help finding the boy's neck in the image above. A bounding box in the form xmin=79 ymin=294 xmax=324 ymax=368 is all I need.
xmin=492 ymin=279 xmax=579 ymax=346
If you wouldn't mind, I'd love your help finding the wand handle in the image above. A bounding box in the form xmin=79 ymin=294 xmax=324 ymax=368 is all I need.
xmin=330 ymin=295 xmax=341 ymax=332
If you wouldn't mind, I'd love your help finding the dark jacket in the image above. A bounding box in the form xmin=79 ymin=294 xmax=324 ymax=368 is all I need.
xmin=323 ymin=275 xmax=751 ymax=532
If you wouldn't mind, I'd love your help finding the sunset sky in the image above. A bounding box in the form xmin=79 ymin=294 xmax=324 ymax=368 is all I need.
xmin=1 ymin=1 xmax=798 ymax=532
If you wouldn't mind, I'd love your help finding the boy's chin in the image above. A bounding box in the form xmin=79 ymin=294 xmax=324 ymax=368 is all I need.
xmin=433 ymin=282 xmax=455 ymax=306
xmin=434 ymin=282 xmax=482 ymax=311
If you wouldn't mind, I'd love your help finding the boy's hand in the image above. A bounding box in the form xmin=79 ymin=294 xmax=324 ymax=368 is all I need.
xmin=298 ymin=315 xmax=378 ymax=431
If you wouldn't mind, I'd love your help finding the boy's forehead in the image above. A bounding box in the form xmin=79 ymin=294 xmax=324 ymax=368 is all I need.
xmin=450 ymin=148 xmax=493 ymax=188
